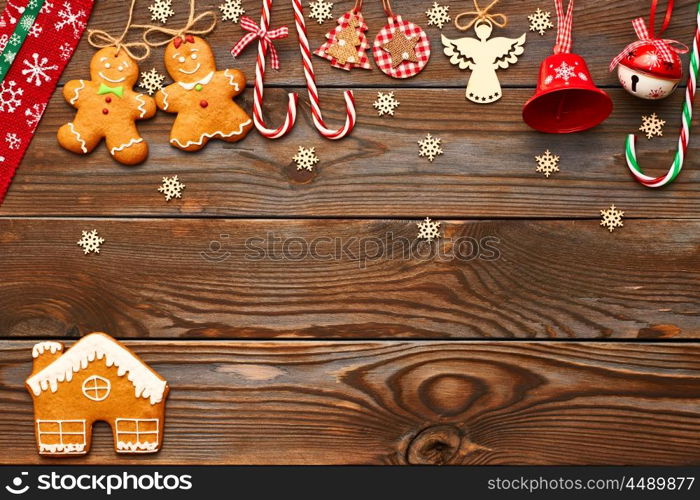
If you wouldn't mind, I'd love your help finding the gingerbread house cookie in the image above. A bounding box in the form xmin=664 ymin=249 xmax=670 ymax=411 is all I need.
xmin=25 ymin=333 xmax=169 ymax=456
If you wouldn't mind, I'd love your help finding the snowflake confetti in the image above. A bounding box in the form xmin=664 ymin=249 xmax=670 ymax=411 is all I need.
xmin=158 ymin=175 xmax=186 ymax=201
xmin=5 ymin=132 xmax=21 ymax=150
xmin=425 ymin=2 xmax=450 ymax=30
xmin=25 ymin=102 xmax=46 ymax=129
xmin=55 ymin=2 xmax=87 ymax=37
xmin=139 ymin=68 xmax=166 ymax=95
xmin=292 ymin=146 xmax=319 ymax=171
xmin=417 ymin=217 xmax=441 ymax=243
xmin=418 ymin=133 xmax=443 ymax=162
xmin=219 ymin=0 xmax=245 ymax=22
xmin=21 ymin=52 xmax=58 ymax=86
xmin=639 ymin=113 xmax=665 ymax=139
xmin=77 ymin=229 xmax=105 ymax=254
xmin=0 ymin=80 xmax=24 ymax=112
xmin=600 ymin=205 xmax=624 ymax=233
xmin=528 ymin=8 xmax=553 ymax=36
xmin=309 ymin=0 xmax=334 ymax=24
xmin=148 ymin=0 xmax=174 ymax=24
xmin=554 ymin=61 xmax=576 ymax=82
xmin=373 ymin=91 xmax=400 ymax=116
xmin=534 ymin=149 xmax=560 ymax=177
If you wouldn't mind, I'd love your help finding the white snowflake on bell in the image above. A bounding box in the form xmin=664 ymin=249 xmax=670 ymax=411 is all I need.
xmin=616 ymin=43 xmax=682 ymax=100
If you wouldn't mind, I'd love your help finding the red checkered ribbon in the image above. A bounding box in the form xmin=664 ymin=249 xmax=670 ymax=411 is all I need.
xmin=553 ymin=0 xmax=575 ymax=54
xmin=372 ymin=15 xmax=430 ymax=79
xmin=231 ymin=15 xmax=288 ymax=70
xmin=609 ymin=0 xmax=687 ymax=71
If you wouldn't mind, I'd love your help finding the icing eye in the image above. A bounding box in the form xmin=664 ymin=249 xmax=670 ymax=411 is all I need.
xmin=104 ymin=62 xmax=111 ymax=69
xmin=178 ymin=56 xmax=186 ymax=63
xmin=191 ymin=53 xmax=198 ymax=60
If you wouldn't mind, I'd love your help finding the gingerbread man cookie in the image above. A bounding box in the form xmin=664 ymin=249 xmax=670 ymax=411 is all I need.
xmin=156 ymin=35 xmax=253 ymax=151
xmin=57 ymin=47 xmax=156 ymax=165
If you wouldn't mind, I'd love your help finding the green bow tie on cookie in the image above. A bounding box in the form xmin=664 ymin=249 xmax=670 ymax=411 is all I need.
xmin=97 ymin=83 xmax=124 ymax=98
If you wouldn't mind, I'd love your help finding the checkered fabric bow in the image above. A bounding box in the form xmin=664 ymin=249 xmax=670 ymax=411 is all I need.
xmin=231 ymin=16 xmax=289 ymax=70
xmin=609 ymin=17 xmax=688 ymax=71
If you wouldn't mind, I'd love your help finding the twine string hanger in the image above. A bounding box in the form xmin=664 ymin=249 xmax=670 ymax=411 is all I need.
xmin=454 ymin=0 xmax=508 ymax=31
xmin=135 ymin=0 xmax=217 ymax=47
xmin=87 ymin=0 xmax=150 ymax=60
xmin=381 ymin=0 xmax=393 ymax=18
xmin=352 ymin=0 xmax=364 ymax=14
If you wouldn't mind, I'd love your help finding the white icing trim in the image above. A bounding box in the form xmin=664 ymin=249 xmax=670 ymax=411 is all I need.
xmin=223 ymin=69 xmax=240 ymax=91
xmin=170 ymin=119 xmax=252 ymax=148
xmin=68 ymin=122 xmax=87 ymax=153
xmin=116 ymin=441 xmax=159 ymax=453
xmin=33 ymin=341 xmax=63 ymax=358
xmin=40 ymin=443 xmax=86 ymax=454
xmin=26 ymin=333 xmax=167 ymax=405
xmin=98 ymin=72 xmax=126 ymax=84
xmin=115 ymin=418 xmax=159 ymax=453
xmin=110 ymin=137 xmax=143 ymax=155
xmin=69 ymin=80 xmax=85 ymax=105
xmin=135 ymin=94 xmax=147 ymax=118
xmin=177 ymin=71 xmax=214 ymax=90
xmin=161 ymin=87 xmax=170 ymax=110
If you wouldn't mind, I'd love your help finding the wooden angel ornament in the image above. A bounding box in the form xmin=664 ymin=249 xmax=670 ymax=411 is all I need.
xmin=442 ymin=0 xmax=525 ymax=103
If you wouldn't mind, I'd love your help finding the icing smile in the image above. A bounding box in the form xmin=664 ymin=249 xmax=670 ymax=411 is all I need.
xmin=178 ymin=63 xmax=201 ymax=75
xmin=98 ymin=72 xmax=126 ymax=84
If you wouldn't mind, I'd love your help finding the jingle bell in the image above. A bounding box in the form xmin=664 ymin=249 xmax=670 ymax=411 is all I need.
xmin=616 ymin=43 xmax=682 ymax=100
xmin=522 ymin=53 xmax=613 ymax=133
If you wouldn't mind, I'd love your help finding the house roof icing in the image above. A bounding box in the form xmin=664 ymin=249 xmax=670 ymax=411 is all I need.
xmin=26 ymin=333 xmax=167 ymax=405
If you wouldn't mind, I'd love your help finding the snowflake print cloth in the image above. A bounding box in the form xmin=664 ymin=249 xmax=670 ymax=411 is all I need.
xmin=0 ymin=0 xmax=95 ymax=204
xmin=314 ymin=10 xmax=371 ymax=71
xmin=373 ymin=16 xmax=430 ymax=79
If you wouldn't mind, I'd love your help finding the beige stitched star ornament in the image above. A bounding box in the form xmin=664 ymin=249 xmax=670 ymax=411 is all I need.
xmin=383 ymin=32 xmax=419 ymax=68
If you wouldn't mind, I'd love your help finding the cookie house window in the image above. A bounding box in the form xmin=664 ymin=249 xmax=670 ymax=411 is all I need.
xmin=82 ymin=375 xmax=111 ymax=401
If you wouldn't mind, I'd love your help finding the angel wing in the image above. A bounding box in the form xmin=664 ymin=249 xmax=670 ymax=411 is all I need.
xmin=441 ymin=34 xmax=481 ymax=70
xmin=486 ymin=33 xmax=526 ymax=69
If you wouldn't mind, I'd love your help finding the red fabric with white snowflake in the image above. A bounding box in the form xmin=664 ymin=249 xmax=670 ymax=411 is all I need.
xmin=372 ymin=15 xmax=430 ymax=79
xmin=0 ymin=0 xmax=94 ymax=204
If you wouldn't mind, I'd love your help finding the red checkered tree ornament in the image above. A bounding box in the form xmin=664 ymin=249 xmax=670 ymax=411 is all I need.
xmin=314 ymin=0 xmax=371 ymax=71
xmin=372 ymin=0 xmax=431 ymax=79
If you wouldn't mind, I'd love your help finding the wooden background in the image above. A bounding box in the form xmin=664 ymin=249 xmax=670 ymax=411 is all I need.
xmin=1 ymin=0 xmax=699 ymax=464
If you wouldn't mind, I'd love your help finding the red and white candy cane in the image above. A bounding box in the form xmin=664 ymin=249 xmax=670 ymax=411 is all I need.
xmin=292 ymin=0 xmax=356 ymax=139
xmin=625 ymin=2 xmax=699 ymax=187
xmin=249 ymin=0 xmax=298 ymax=139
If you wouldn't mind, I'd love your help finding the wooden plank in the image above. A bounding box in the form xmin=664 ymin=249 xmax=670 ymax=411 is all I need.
xmin=1 ymin=340 xmax=699 ymax=465
xmin=1 ymin=87 xmax=699 ymax=217
xmin=1 ymin=218 xmax=698 ymax=339
xmin=57 ymin=0 xmax=699 ymax=88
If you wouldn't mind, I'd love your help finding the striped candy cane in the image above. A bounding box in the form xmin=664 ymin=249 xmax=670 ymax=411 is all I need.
xmin=292 ymin=0 xmax=356 ymax=139
xmin=625 ymin=2 xmax=699 ymax=188
xmin=251 ymin=0 xmax=298 ymax=139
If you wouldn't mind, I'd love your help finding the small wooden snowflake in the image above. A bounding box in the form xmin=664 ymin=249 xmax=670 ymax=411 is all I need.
xmin=158 ymin=175 xmax=185 ymax=201
xmin=219 ymin=0 xmax=245 ymax=23
xmin=148 ymin=0 xmax=174 ymax=24
xmin=293 ymin=146 xmax=319 ymax=171
xmin=528 ymin=8 xmax=553 ymax=36
xmin=373 ymin=91 xmax=400 ymax=116
xmin=418 ymin=134 xmax=443 ymax=162
xmin=138 ymin=68 xmax=165 ymax=95
xmin=534 ymin=149 xmax=560 ymax=177
xmin=77 ymin=229 xmax=105 ymax=255
xmin=425 ymin=2 xmax=451 ymax=30
xmin=417 ymin=217 xmax=441 ymax=243
xmin=600 ymin=204 xmax=624 ymax=232
xmin=309 ymin=0 xmax=334 ymax=24
xmin=639 ymin=113 xmax=665 ymax=139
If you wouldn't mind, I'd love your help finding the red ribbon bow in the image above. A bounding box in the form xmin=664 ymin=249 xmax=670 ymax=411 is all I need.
xmin=230 ymin=16 xmax=288 ymax=70
xmin=610 ymin=0 xmax=688 ymax=71
xmin=173 ymin=34 xmax=195 ymax=48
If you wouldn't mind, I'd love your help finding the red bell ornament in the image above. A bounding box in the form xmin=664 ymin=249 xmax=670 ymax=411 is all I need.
xmin=610 ymin=0 xmax=688 ymax=100
xmin=523 ymin=0 xmax=612 ymax=133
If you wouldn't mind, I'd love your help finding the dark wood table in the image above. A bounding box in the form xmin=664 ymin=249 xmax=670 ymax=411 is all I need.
xmin=1 ymin=0 xmax=699 ymax=464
